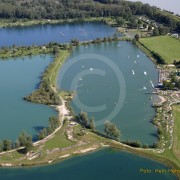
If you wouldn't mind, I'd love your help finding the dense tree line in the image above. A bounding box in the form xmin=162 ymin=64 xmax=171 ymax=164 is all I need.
xmin=0 ymin=0 xmax=179 ymax=32
xmin=24 ymin=78 xmax=61 ymax=105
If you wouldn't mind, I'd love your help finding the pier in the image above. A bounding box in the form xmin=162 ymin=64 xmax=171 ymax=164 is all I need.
xmin=145 ymin=92 xmax=158 ymax=94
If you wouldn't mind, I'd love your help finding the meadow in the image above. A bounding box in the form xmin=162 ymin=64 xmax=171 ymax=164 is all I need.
xmin=140 ymin=36 xmax=180 ymax=64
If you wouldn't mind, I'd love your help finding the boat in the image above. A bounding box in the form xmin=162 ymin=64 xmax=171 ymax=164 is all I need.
xmin=144 ymin=71 xmax=147 ymax=75
xmin=150 ymin=80 xmax=154 ymax=88
xmin=132 ymin=70 xmax=135 ymax=75
xmin=90 ymin=68 xmax=93 ymax=71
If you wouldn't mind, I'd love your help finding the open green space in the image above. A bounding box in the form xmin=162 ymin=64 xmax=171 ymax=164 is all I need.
xmin=44 ymin=123 xmax=75 ymax=150
xmin=140 ymin=36 xmax=180 ymax=64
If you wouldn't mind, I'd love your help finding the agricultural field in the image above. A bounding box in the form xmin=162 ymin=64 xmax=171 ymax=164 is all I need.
xmin=140 ymin=35 xmax=180 ymax=64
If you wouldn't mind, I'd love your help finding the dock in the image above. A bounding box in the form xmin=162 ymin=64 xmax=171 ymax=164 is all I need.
xmin=145 ymin=92 xmax=158 ymax=94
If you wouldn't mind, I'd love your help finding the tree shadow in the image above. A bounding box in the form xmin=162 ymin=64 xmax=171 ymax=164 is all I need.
xmin=150 ymin=132 xmax=158 ymax=139
xmin=34 ymin=75 xmax=42 ymax=89
xmin=33 ymin=126 xmax=45 ymax=132
xmin=32 ymin=126 xmax=46 ymax=142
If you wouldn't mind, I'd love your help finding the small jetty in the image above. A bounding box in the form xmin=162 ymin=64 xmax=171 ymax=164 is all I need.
xmin=145 ymin=92 xmax=158 ymax=94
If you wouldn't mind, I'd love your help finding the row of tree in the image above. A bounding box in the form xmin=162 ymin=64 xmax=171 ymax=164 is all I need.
xmin=77 ymin=111 xmax=120 ymax=140
xmin=78 ymin=111 xmax=160 ymax=148
xmin=0 ymin=0 xmax=179 ymax=32
xmin=0 ymin=131 xmax=33 ymax=154
xmin=0 ymin=116 xmax=59 ymax=154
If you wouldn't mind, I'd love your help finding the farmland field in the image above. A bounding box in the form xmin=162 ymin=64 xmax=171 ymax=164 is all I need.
xmin=140 ymin=36 xmax=180 ymax=64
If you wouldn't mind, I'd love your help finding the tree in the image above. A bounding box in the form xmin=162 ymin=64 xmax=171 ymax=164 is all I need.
xmin=18 ymin=131 xmax=28 ymax=147
xmin=143 ymin=23 xmax=147 ymax=28
xmin=2 ymin=139 xmax=12 ymax=151
xmin=163 ymin=81 xmax=175 ymax=90
xmin=103 ymin=37 xmax=107 ymax=42
xmin=79 ymin=111 xmax=89 ymax=128
xmin=15 ymin=140 xmax=20 ymax=149
xmin=0 ymin=141 xmax=3 ymax=152
xmin=61 ymin=44 xmax=67 ymax=50
xmin=49 ymin=116 xmax=59 ymax=131
xmin=104 ymin=121 xmax=120 ymax=140
xmin=89 ymin=117 xmax=95 ymax=131
xmin=71 ymin=38 xmax=79 ymax=46
xmin=53 ymin=46 xmax=59 ymax=55
xmin=153 ymin=28 xmax=160 ymax=36
xmin=18 ymin=131 xmax=33 ymax=154
xmin=107 ymin=36 xmax=112 ymax=42
xmin=38 ymin=128 xmax=48 ymax=140
xmin=24 ymin=136 xmax=33 ymax=153
xmin=148 ymin=25 xmax=152 ymax=31
xmin=113 ymin=33 xmax=118 ymax=41
xmin=134 ymin=34 xmax=139 ymax=41
xmin=116 ymin=17 xmax=125 ymax=26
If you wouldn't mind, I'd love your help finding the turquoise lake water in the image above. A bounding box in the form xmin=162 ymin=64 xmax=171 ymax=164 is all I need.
xmin=0 ymin=149 xmax=177 ymax=180
xmin=58 ymin=41 xmax=158 ymax=145
xmin=0 ymin=55 xmax=57 ymax=140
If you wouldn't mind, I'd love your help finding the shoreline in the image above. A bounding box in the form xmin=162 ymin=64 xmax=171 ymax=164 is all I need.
xmin=0 ymin=17 xmax=106 ymax=28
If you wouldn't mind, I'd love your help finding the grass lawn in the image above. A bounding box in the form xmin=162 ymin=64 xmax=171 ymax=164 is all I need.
xmin=44 ymin=123 xmax=75 ymax=150
xmin=140 ymin=36 xmax=180 ymax=64
xmin=49 ymin=50 xmax=70 ymax=86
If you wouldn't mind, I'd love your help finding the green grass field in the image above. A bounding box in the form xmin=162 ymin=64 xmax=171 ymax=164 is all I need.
xmin=140 ymin=36 xmax=180 ymax=64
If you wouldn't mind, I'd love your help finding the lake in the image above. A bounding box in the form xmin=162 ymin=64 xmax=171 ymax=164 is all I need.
xmin=0 ymin=22 xmax=175 ymax=179
xmin=58 ymin=41 xmax=158 ymax=145
xmin=0 ymin=149 xmax=176 ymax=180
xmin=0 ymin=22 xmax=117 ymax=47
xmin=0 ymin=55 xmax=57 ymax=141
